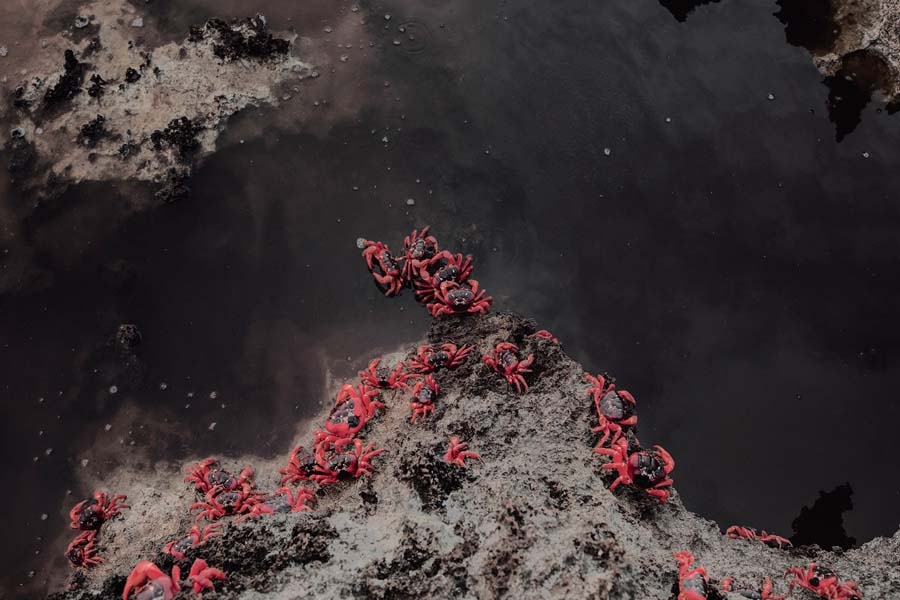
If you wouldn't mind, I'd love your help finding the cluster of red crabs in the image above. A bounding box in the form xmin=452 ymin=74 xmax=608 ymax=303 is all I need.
xmin=62 ymin=227 xmax=862 ymax=600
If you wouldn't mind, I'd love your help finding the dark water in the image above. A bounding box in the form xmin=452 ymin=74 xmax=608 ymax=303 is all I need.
xmin=3 ymin=0 xmax=900 ymax=595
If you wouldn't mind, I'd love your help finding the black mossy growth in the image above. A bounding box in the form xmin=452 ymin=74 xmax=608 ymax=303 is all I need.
xmin=77 ymin=115 xmax=108 ymax=148
xmin=44 ymin=50 xmax=88 ymax=105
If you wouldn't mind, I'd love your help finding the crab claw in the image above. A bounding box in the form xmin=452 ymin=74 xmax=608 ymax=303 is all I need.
xmin=188 ymin=558 xmax=226 ymax=594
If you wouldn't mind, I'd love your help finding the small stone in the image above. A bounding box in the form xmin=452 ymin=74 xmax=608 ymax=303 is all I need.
xmin=603 ymin=147 xmax=611 ymax=156
xmin=665 ymin=117 xmax=671 ymax=123
xmin=324 ymin=26 xmax=333 ymax=33
xmin=131 ymin=17 xmax=144 ymax=27
xmin=384 ymin=14 xmax=392 ymax=20
xmin=340 ymin=55 xmax=349 ymax=62
xmin=74 ymin=16 xmax=90 ymax=29
xmin=392 ymin=39 xmax=401 ymax=46
xmin=209 ymin=391 xmax=218 ymax=399
xmin=767 ymin=93 xmax=775 ymax=101
xmin=40 ymin=513 xmax=48 ymax=521
xmin=356 ymin=237 xmax=367 ymax=249
xmin=406 ymin=198 xmax=415 ymax=206
xmin=109 ymin=385 xmax=118 ymax=394
xmin=208 ymin=422 xmax=217 ymax=431
xmin=80 ymin=459 xmax=89 ymax=467
xmin=351 ymin=5 xmax=360 ymax=12
xmin=104 ymin=423 xmax=112 ymax=431
xmin=382 ymin=136 xmax=389 ymax=143
xmin=159 ymin=382 xmax=167 ymax=390
xmin=862 ymin=151 xmax=870 ymax=159
xmin=44 ymin=448 xmax=53 ymax=456
xmin=0 ymin=47 xmax=8 ymax=58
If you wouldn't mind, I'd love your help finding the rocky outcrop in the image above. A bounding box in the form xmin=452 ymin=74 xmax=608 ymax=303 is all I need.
xmin=1 ymin=0 xmax=314 ymax=200
xmin=48 ymin=312 xmax=900 ymax=599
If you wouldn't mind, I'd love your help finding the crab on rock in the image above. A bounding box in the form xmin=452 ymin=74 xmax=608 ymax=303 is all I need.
xmin=163 ymin=524 xmax=221 ymax=561
xmin=311 ymin=438 xmax=384 ymax=486
xmin=530 ymin=330 xmax=559 ymax=343
xmin=444 ymin=436 xmax=481 ymax=467
xmin=406 ymin=343 xmax=473 ymax=374
xmin=190 ymin=484 xmax=273 ymax=522
xmin=280 ymin=445 xmax=319 ymax=485
xmin=674 ymin=552 xmax=710 ymax=600
xmin=361 ymin=239 xmax=405 ymax=296
xmin=726 ymin=525 xmax=792 ymax=549
xmin=314 ymin=383 xmax=384 ymax=451
xmin=483 ymin=342 xmax=534 ymax=394
xmin=720 ymin=577 xmax=786 ymax=600
xmin=426 ymin=280 xmax=492 ymax=317
xmin=400 ymin=226 xmax=440 ymax=281
xmin=585 ymin=373 xmax=637 ymax=449
xmin=184 ymin=458 xmax=254 ymax=496
xmin=270 ymin=486 xmax=317 ymax=514
xmin=123 ymin=559 xmax=225 ymax=600
xmin=359 ymin=358 xmax=417 ymax=390
xmin=66 ymin=531 xmax=102 ymax=569
xmin=69 ymin=490 xmax=129 ymax=533
xmin=414 ymin=252 xmax=474 ymax=303
xmin=787 ymin=564 xmax=862 ymax=600
xmin=595 ymin=438 xmax=675 ymax=503
xmin=409 ymin=375 xmax=440 ymax=422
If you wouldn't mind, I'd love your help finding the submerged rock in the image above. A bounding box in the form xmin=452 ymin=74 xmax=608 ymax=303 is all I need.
xmin=45 ymin=312 xmax=900 ymax=599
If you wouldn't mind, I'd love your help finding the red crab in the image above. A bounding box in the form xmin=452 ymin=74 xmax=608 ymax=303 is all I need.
xmin=184 ymin=458 xmax=254 ymax=495
xmin=409 ymin=375 xmax=440 ymax=422
xmin=359 ymin=358 xmax=417 ymax=390
xmin=406 ymin=343 xmax=473 ymax=373
xmin=426 ymin=280 xmax=492 ymax=317
xmin=69 ymin=490 xmax=129 ymax=532
xmin=401 ymin=226 xmax=440 ymax=281
xmin=270 ymin=486 xmax=316 ymax=514
xmin=314 ymin=383 xmax=384 ymax=451
xmin=187 ymin=559 xmax=227 ymax=594
xmin=311 ymin=438 xmax=384 ymax=486
xmin=595 ymin=438 xmax=675 ymax=503
xmin=280 ymin=445 xmax=318 ymax=485
xmin=444 ymin=436 xmax=480 ymax=467
xmin=674 ymin=551 xmax=710 ymax=600
xmin=163 ymin=524 xmax=221 ymax=560
xmin=190 ymin=483 xmax=273 ymax=522
xmin=726 ymin=525 xmax=792 ymax=549
xmin=414 ymin=253 xmax=474 ymax=303
xmin=530 ymin=330 xmax=559 ymax=343
xmin=122 ymin=560 xmax=181 ymax=600
xmin=585 ymin=373 xmax=637 ymax=449
xmin=787 ymin=564 xmax=862 ymax=600
xmin=66 ymin=531 xmax=102 ymax=569
xmin=361 ymin=239 xmax=405 ymax=296
xmin=720 ymin=576 xmax=786 ymax=600
xmin=483 ymin=342 xmax=534 ymax=394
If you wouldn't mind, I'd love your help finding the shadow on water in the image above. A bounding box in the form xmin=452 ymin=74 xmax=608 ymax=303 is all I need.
xmin=658 ymin=0 xmax=723 ymax=22
xmin=791 ymin=483 xmax=857 ymax=550
xmin=4 ymin=0 xmax=900 ymax=595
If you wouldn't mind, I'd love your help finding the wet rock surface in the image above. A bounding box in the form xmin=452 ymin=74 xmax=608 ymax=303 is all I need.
xmin=0 ymin=0 xmax=313 ymax=199
xmin=46 ymin=313 xmax=900 ymax=599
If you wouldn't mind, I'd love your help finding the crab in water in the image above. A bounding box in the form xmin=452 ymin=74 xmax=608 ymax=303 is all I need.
xmin=361 ymin=239 xmax=405 ymax=296
xmin=595 ymin=438 xmax=675 ymax=503
xmin=787 ymin=564 xmax=862 ymax=600
xmin=444 ymin=436 xmax=481 ymax=467
xmin=184 ymin=458 xmax=254 ymax=496
xmin=66 ymin=531 xmax=102 ymax=568
xmin=720 ymin=577 xmax=786 ymax=600
xmin=426 ymin=280 xmax=492 ymax=317
xmin=726 ymin=525 xmax=792 ymax=549
xmin=280 ymin=445 xmax=319 ymax=485
xmin=401 ymin=226 xmax=440 ymax=281
xmin=311 ymin=438 xmax=384 ymax=486
xmin=314 ymin=383 xmax=384 ymax=451
xmin=414 ymin=253 xmax=474 ymax=303
xmin=406 ymin=343 xmax=473 ymax=373
xmin=483 ymin=342 xmax=534 ymax=394
xmin=269 ymin=486 xmax=317 ymax=514
xmin=163 ymin=524 xmax=221 ymax=561
xmin=674 ymin=552 xmax=710 ymax=600
xmin=190 ymin=483 xmax=273 ymax=522
xmin=585 ymin=373 xmax=637 ymax=449
xmin=409 ymin=375 xmax=440 ymax=422
xmin=69 ymin=490 xmax=129 ymax=533
xmin=359 ymin=358 xmax=418 ymax=390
